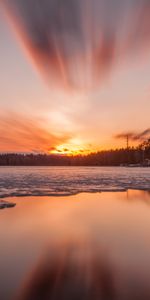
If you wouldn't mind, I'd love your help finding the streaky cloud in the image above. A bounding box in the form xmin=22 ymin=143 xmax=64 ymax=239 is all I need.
xmin=0 ymin=113 xmax=70 ymax=153
xmin=1 ymin=0 xmax=150 ymax=90
xmin=115 ymin=128 xmax=150 ymax=142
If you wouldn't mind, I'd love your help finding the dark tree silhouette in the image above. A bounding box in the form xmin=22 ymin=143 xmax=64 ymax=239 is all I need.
xmin=0 ymin=141 xmax=149 ymax=166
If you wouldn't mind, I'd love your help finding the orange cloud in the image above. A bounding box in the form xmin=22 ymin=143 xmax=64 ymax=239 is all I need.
xmin=0 ymin=113 xmax=70 ymax=153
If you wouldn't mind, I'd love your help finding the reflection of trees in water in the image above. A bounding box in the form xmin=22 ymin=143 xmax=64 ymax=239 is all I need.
xmin=15 ymin=241 xmax=150 ymax=300
xmin=125 ymin=190 xmax=150 ymax=205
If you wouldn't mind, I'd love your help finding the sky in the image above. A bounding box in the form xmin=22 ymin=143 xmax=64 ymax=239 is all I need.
xmin=0 ymin=0 xmax=150 ymax=154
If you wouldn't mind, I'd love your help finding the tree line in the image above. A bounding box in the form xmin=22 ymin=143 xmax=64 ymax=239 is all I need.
xmin=0 ymin=140 xmax=149 ymax=166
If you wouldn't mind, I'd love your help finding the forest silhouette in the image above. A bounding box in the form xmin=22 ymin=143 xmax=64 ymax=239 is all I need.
xmin=0 ymin=140 xmax=149 ymax=166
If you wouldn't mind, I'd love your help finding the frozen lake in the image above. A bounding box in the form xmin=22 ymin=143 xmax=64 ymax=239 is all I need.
xmin=0 ymin=166 xmax=149 ymax=198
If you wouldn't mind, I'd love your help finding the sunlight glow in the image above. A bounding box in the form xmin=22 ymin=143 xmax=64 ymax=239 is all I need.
xmin=50 ymin=138 xmax=92 ymax=155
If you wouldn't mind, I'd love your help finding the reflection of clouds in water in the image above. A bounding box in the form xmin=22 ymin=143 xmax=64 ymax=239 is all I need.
xmin=1 ymin=191 xmax=150 ymax=299
xmin=16 ymin=241 xmax=116 ymax=300
xmin=15 ymin=240 xmax=150 ymax=300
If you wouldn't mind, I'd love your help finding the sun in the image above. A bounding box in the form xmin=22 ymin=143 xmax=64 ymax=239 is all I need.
xmin=50 ymin=138 xmax=92 ymax=156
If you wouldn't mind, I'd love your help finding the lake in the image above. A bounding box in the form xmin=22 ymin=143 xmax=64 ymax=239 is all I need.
xmin=0 ymin=167 xmax=150 ymax=299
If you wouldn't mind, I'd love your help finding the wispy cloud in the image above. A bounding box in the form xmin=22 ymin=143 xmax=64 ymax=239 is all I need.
xmin=0 ymin=113 xmax=70 ymax=153
xmin=115 ymin=128 xmax=150 ymax=142
xmin=2 ymin=0 xmax=150 ymax=90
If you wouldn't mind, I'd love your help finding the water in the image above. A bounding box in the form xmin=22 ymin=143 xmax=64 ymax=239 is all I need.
xmin=0 ymin=166 xmax=149 ymax=198
xmin=0 ymin=190 xmax=150 ymax=299
xmin=0 ymin=167 xmax=150 ymax=299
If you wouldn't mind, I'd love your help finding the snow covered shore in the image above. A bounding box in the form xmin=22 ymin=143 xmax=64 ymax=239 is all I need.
xmin=0 ymin=200 xmax=16 ymax=209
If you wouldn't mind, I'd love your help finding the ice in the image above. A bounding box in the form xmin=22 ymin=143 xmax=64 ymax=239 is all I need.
xmin=0 ymin=200 xmax=16 ymax=209
xmin=0 ymin=166 xmax=149 ymax=198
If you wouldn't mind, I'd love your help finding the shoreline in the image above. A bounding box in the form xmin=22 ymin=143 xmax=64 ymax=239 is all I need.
xmin=0 ymin=200 xmax=16 ymax=209
xmin=1 ymin=189 xmax=150 ymax=210
xmin=0 ymin=187 xmax=150 ymax=200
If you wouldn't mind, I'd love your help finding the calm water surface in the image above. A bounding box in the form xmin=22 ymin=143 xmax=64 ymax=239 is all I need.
xmin=0 ymin=190 xmax=150 ymax=299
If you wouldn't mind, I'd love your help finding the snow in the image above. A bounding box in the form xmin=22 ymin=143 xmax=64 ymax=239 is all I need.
xmin=0 ymin=166 xmax=149 ymax=198
xmin=0 ymin=200 xmax=16 ymax=209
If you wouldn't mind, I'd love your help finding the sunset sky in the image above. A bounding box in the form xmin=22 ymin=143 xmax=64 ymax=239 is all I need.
xmin=0 ymin=0 xmax=150 ymax=154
